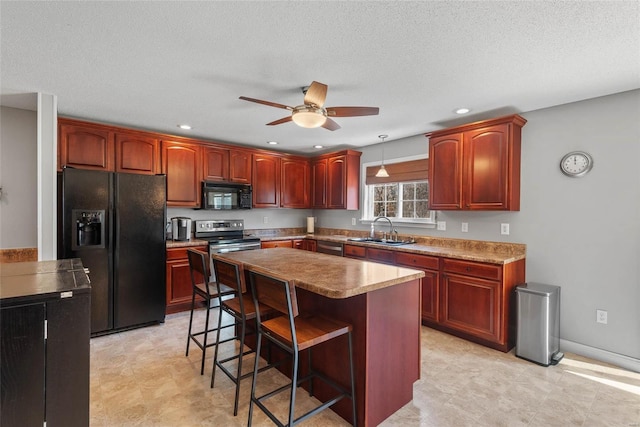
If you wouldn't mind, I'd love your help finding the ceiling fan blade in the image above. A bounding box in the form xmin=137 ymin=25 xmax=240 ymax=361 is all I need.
xmin=266 ymin=116 xmax=293 ymax=126
xmin=321 ymin=118 xmax=341 ymax=131
xmin=304 ymin=81 xmax=328 ymax=107
xmin=326 ymin=106 xmax=380 ymax=117
xmin=239 ymin=96 xmax=293 ymax=110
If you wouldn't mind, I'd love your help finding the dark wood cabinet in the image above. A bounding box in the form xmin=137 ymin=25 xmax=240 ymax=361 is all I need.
xmin=230 ymin=149 xmax=252 ymax=183
xmin=312 ymin=150 xmax=361 ymax=210
xmin=343 ymin=244 xmax=366 ymax=259
xmin=281 ymin=157 xmax=310 ymax=208
xmin=1 ymin=260 xmax=90 ymax=427
xmin=396 ymin=252 xmax=440 ymax=324
xmin=202 ymin=146 xmax=230 ymax=182
xmin=59 ymin=120 xmax=114 ymax=171
xmin=115 ymin=132 xmax=160 ymax=174
xmin=161 ymin=140 xmax=202 ymax=207
xmin=427 ymin=114 xmax=526 ymax=211
xmin=165 ymin=246 xmax=208 ymax=314
xmin=252 ymin=153 xmax=281 ymax=208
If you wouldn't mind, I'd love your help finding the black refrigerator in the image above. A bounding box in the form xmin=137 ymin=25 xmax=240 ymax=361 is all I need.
xmin=59 ymin=168 xmax=166 ymax=335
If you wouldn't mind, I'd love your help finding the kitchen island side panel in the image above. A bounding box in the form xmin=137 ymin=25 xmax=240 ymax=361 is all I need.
xmin=297 ymin=278 xmax=421 ymax=427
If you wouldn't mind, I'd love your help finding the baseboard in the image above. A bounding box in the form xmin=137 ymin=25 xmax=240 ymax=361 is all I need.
xmin=560 ymin=339 xmax=640 ymax=373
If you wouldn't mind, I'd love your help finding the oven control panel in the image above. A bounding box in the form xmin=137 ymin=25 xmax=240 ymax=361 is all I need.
xmin=195 ymin=219 xmax=244 ymax=235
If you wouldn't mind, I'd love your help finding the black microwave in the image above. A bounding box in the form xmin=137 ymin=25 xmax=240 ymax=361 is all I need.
xmin=201 ymin=182 xmax=252 ymax=210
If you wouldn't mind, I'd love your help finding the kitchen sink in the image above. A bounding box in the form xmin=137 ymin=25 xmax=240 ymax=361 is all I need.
xmin=347 ymin=237 xmax=414 ymax=246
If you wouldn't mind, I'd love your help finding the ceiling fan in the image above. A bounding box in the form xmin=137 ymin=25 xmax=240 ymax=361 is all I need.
xmin=239 ymin=81 xmax=379 ymax=131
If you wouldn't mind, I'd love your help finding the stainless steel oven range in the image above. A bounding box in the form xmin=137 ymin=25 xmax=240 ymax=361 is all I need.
xmin=194 ymin=219 xmax=261 ymax=280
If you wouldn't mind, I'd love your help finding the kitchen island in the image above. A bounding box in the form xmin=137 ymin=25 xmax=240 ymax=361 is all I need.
xmin=219 ymin=247 xmax=425 ymax=427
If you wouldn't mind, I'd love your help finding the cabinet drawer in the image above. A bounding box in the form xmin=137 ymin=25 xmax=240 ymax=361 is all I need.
xmin=166 ymin=246 xmax=207 ymax=261
xmin=261 ymin=240 xmax=293 ymax=249
xmin=366 ymin=247 xmax=395 ymax=265
xmin=343 ymin=244 xmax=366 ymax=259
xmin=442 ymin=259 xmax=502 ymax=281
xmin=396 ymin=252 xmax=439 ymax=270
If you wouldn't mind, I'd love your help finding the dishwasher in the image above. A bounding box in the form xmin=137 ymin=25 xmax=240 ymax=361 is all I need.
xmin=316 ymin=240 xmax=344 ymax=256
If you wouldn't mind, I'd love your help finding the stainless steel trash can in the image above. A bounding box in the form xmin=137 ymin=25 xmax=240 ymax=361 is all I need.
xmin=515 ymin=282 xmax=563 ymax=366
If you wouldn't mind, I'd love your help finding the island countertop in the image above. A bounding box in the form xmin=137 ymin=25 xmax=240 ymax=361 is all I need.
xmin=219 ymin=247 xmax=425 ymax=299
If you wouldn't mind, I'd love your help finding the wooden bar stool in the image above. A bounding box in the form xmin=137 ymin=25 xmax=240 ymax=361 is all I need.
xmin=185 ymin=249 xmax=235 ymax=375
xmin=247 ymin=267 xmax=356 ymax=427
xmin=210 ymin=255 xmax=278 ymax=416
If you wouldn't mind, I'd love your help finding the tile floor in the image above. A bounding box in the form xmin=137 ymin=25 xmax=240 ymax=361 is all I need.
xmin=90 ymin=310 xmax=640 ymax=426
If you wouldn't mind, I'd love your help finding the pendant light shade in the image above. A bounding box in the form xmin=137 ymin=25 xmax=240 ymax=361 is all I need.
xmin=376 ymin=134 xmax=389 ymax=177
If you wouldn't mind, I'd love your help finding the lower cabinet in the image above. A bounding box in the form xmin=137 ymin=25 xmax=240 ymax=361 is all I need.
xmin=166 ymin=245 xmax=208 ymax=314
xmin=343 ymin=243 xmax=524 ymax=352
xmin=1 ymin=292 xmax=90 ymax=427
xmin=395 ymin=252 xmax=440 ymax=325
xmin=293 ymin=239 xmax=316 ymax=251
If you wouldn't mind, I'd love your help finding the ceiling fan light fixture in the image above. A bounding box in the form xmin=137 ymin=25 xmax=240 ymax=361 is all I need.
xmin=291 ymin=106 xmax=327 ymax=128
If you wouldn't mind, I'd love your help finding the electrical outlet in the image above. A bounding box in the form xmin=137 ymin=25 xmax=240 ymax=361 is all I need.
xmin=263 ymin=216 xmax=268 ymax=224
xmin=352 ymin=218 xmax=357 ymax=226
xmin=461 ymin=222 xmax=469 ymax=232
xmin=596 ymin=309 xmax=608 ymax=324
xmin=437 ymin=221 xmax=446 ymax=231
xmin=501 ymin=223 xmax=510 ymax=235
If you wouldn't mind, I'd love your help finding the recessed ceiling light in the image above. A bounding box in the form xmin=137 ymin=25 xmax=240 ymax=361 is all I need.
xmin=177 ymin=124 xmax=192 ymax=130
xmin=455 ymin=108 xmax=470 ymax=115
xmin=313 ymin=145 xmax=324 ymax=149
xmin=267 ymin=141 xmax=278 ymax=145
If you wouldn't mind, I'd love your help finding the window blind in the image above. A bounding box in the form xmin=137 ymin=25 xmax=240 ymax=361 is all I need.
xmin=365 ymin=158 xmax=429 ymax=185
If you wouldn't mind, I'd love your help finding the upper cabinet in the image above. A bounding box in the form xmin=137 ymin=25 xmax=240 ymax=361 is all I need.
xmin=202 ymin=146 xmax=229 ymax=182
xmin=59 ymin=119 xmax=115 ymax=171
xmin=281 ymin=156 xmax=310 ymax=209
xmin=115 ymin=132 xmax=160 ymax=175
xmin=312 ymin=150 xmax=361 ymax=210
xmin=252 ymin=153 xmax=281 ymax=208
xmin=427 ymin=115 xmax=526 ymax=211
xmin=229 ymin=149 xmax=252 ymax=184
xmin=161 ymin=140 xmax=202 ymax=207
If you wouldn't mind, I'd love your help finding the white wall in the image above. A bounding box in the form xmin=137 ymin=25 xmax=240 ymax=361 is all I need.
xmin=316 ymin=89 xmax=640 ymax=364
xmin=0 ymin=106 xmax=37 ymax=249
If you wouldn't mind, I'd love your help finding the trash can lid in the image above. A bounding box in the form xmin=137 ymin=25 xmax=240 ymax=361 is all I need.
xmin=515 ymin=282 xmax=561 ymax=296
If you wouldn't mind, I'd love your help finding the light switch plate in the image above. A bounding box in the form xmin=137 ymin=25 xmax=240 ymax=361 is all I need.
xmin=501 ymin=223 xmax=510 ymax=235
xmin=461 ymin=222 xmax=469 ymax=232
xmin=437 ymin=221 xmax=446 ymax=231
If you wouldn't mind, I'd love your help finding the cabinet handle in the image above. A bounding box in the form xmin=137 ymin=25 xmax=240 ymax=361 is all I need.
xmin=466 ymin=267 xmax=471 ymax=271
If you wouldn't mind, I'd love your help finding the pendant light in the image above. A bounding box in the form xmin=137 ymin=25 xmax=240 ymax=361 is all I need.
xmin=376 ymin=134 xmax=389 ymax=177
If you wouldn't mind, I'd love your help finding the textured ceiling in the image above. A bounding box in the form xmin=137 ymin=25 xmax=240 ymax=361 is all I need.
xmin=2 ymin=1 xmax=639 ymax=154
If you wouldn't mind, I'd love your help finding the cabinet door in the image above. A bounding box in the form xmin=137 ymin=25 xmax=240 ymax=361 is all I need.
xmin=327 ymin=155 xmax=346 ymax=209
xmin=253 ymin=154 xmax=280 ymax=208
xmin=162 ymin=141 xmax=201 ymax=207
xmin=464 ymin=124 xmax=511 ymax=210
xmin=395 ymin=253 xmax=440 ymax=324
xmin=59 ymin=122 xmax=114 ymax=171
xmin=203 ymin=146 xmax=230 ymax=182
xmin=1 ymin=303 xmax=46 ymax=427
xmin=281 ymin=157 xmax=310 ymax=208
xmin=428 ymin=133 xmax=463 ymax=210
xmin=115 ymin=132 xmax=159 ymax=174
xmin=229 ymin=149 xmax=252 ymax=183
xmin=166 ymin=260 xmax=193 ymax=310
xmin=311 ymin=158 xmax=328 ymax=208
xmin=440 ymin=273 xmax=501 ymax=343
xmin=343 ymin=244 xmax=366 ymax=259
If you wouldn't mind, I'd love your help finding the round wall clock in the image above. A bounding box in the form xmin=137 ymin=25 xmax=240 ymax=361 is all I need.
xmin=560 ymin=151 xmax=593 ymax=177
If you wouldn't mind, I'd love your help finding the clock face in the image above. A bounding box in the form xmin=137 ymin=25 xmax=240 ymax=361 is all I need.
xmin=560 ymin=151 xmax=593 ymax=177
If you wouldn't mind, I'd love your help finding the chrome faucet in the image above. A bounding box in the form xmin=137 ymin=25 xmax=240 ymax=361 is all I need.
xmin=371 ymin=216 xmax=396 ymax=241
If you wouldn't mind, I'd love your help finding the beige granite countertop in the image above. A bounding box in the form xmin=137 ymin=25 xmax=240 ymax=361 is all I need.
xmin=166 ymin=239 xmax=209 ymax=249
xmin=256 ymin=230 xmax=525 ymax=265
xmin=219 ymin=247 xmax=424 ymax=299
xmin=168 ymin=227 xmax=526 ymax=265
